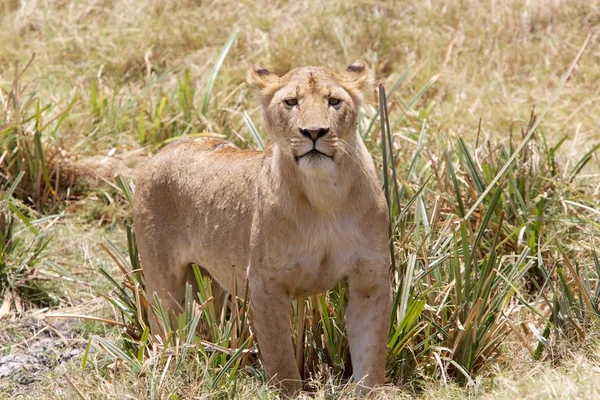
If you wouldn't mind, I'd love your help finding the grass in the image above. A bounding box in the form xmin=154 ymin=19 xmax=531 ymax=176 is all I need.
xmin=1 ymin=0 xmax=600 ymax=399
xmin=0 ymin=56 xmax=77 ymax=212
xmin=0 ymin=174 xmax=63 ymax=314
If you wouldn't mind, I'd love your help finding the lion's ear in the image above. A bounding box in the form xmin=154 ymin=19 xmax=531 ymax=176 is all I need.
xmin=335 ymin=59 xmax=374 ymax=104
xmin=247 ymin=65 xmax=282 ymax=106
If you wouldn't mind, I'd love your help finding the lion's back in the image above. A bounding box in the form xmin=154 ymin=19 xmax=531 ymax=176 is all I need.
xmin=132 ymin=136 xmax=263 ymax=277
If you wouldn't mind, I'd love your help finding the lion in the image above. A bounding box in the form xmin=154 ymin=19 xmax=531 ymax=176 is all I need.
xmin=132 ymin=60 xmax=392 ymax=396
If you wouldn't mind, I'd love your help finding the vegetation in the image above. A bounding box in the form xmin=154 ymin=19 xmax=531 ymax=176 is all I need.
xmin=1 ymin=0 xmax=599 ymax=399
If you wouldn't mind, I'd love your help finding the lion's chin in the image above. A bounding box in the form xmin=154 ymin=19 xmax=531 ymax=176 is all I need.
xmin=297 ymin=152 xmax=336 ymax=174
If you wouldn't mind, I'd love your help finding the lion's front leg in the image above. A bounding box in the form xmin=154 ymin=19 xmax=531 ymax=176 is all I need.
xmin=248 ymin=273 xmax=301 ymax=396
xmin=346 ymin=262 xmax=392 ymax=396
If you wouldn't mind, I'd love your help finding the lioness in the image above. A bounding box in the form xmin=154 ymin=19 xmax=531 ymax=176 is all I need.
xmin=133 ymin=60 xmax=392 ymax=396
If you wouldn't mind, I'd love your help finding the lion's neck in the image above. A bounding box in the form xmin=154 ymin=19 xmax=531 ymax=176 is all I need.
xmin=268 ymin=136 xmax=374 ymax=214
xmin=297 ymin=158 xmax=351 ymax=212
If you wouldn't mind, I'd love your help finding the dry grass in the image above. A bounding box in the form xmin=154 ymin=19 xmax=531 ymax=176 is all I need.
xmin=1 ymin=0 xmax=600 ymax=398
xmin=11 ymin=338 xmax=600 ymax=399
xmin=2 ymin=1 xmax=599 ymax=148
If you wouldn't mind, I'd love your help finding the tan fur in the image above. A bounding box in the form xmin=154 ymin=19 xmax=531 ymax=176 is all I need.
xmin=133 ymin=60 xmax=392 ymax=397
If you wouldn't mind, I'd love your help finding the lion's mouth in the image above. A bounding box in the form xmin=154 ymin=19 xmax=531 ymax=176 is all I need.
xmin=296 ymin=149 xmax=333 ymax=161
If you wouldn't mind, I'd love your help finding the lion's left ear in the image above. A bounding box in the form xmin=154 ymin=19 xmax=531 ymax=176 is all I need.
xmin=335 ymin=59 xmax=374 ymax=103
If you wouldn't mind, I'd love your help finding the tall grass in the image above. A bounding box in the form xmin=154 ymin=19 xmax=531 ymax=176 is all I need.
xmin=0 ymin=55 xmax=76 ymax=212
xmin=89 ymin=30 xmax=243 ymax=151
xmin=0 ymin=173 xmax=63 ymax=314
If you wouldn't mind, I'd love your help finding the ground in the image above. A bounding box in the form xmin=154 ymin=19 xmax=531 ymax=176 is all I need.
xmin=1 ymin=0 xmax=599 ymax=399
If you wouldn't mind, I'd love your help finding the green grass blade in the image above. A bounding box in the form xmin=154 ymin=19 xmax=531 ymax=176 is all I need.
xmin=202 ymin=30 xmax=239 ymax=115
xmin=391 ymin=74 xmax=439 ymax=131
xmin=115 ymin=174 xmax=135 ymax=207
xmin=470 ymin=183 xmax=504 ymax=260
xmin=569 ymin=143 xmax=600 ymax=181
xmin=1 ymin=171 xmax=25 ymax=207
xmin=81 ymin=336 xmax=93 ymax=370
xmin=210 ymin=335 xmax=253 ymax=389
xmin=243 ymin=111 xmax=264 ymax=150
xmin=458 ymin=137 xmax=485 ymax=193
xmin=93 ymin=335 xmax=141 ymax=374
xmin=362 ymin=67 xmax=411 ymax=139
xmin=447 ymin=151 xmax=465 ymax=218
xmin=8 ymin=201 xmax=37 ymax=234
xmin=379 ymin=84 xmax=397 ymax=275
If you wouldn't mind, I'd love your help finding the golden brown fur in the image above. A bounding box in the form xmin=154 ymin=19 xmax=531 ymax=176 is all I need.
xmin=133 ymin=60 xmax=392 ymax=396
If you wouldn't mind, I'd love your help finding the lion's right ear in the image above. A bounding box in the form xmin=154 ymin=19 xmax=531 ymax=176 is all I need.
xmin=247 ymin=65 xmax=281 ymax=106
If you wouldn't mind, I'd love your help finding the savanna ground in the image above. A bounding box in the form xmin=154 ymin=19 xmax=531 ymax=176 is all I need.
xmin=1 ymin=0 xmax=600 ymax=399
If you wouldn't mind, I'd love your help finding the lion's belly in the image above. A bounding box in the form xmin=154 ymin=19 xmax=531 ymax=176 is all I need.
xmin=189 ymin=208 xmax=252 ymax=294
xmin=193 ymin=239 xmax=249 ymax=290
xmin=183 ymin=172 xmax=256 ymax=294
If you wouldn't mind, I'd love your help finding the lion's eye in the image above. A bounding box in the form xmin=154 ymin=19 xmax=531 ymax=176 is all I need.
xmin=328 ymin=97 xmax=342 ymax=107
xmin=283 ymin=98 xmax=298 ymax=107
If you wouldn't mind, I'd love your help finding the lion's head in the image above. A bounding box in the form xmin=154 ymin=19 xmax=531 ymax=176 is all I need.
xmin=248 ymin=60 xmax=373 ymax=172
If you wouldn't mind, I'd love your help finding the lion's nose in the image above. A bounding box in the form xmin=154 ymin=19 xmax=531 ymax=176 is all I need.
xmin=300 ymin=127 xmax=329 ymax=142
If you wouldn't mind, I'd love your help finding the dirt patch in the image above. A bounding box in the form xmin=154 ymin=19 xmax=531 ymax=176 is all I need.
xmin=0 ymin=315 xmax=91 ymax=394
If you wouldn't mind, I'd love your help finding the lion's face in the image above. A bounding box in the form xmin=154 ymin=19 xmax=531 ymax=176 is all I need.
xmin=248 ymin=61 xmax=372 ymax=171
